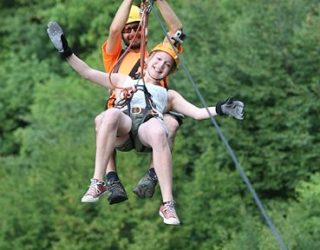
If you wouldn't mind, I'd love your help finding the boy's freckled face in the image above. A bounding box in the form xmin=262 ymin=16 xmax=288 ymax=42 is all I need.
xmin=147 ymin=52 xmax=174 ymax=79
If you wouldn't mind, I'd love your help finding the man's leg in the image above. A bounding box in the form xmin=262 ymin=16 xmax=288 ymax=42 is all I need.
xmin=133 ymin=114 xmax=181 ymax=198
xmin=164 ymin=112 xmax=182 ymax=150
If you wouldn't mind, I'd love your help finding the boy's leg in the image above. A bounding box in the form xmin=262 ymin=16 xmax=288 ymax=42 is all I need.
xmin=137 ymin=118 xmax=180 ymax=225
xmin=96 ymin=110 xmax=129 ymax=204
xmin=133 ymin=113 xmax=181 ymax=198
xmin=82 ymin=109 xmax=131 ymax=203
xmin=137 ymin=118 xmax=173 ymax=202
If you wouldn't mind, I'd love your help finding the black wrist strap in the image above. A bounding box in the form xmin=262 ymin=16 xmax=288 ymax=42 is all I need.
xmin=60 ymin=34 xmax=73 ymax=58
xmin=60 ymin=47 xmax=73 ymax=58
xmin=215 ymin=101 xmax=224 ymax=116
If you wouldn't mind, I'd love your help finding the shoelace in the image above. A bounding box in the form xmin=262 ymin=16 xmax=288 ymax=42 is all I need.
xmin=87 ymin=179 xmax=104 ymax=196
xmin=145 ymin=173 xmax=157 ymax=182
xmin=163 ymin=202 xmax=177 ymax=218
xmin=108 ymin=180 xmax=122 ymax=191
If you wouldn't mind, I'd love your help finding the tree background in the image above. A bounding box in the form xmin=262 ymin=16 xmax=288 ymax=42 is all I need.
xmin=0 ymin=0 xmax=319 ymax=249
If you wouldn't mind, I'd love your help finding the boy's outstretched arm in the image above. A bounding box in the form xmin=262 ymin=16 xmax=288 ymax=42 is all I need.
xmin=167 ymin=90 xmax=244 ymax=120
xmin=46 ymin=21 xmax=129 ymax=90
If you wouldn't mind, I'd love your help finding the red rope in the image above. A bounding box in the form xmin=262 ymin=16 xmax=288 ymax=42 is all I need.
xmin=108 ymin=21 xmax=143 ymax=90
xmin=107 ymin=1 xmax=150 ymax=108
xmin=139 ymin=1 xmax=150 ymax=77
xmin=108 ymin=1 xmax=149 ymax=89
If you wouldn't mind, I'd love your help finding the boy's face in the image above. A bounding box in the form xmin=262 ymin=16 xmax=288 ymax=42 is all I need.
xmin=146 ymin=51 xmax=174 ymax=80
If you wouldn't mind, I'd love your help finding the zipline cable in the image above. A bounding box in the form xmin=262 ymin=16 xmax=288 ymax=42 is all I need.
xmin=152 ymin=6 xmax=288 ymax=250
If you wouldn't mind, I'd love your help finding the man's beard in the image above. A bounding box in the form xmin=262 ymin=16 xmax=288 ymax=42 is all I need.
xmin=123 ymin=36 xmax=141 ymax=49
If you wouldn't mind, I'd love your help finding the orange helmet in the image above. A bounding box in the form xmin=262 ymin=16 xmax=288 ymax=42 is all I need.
xmin=126 ymin=5 xmax=141 ymax=24
xmin=151 ymin=42 xmax=182 ymax=67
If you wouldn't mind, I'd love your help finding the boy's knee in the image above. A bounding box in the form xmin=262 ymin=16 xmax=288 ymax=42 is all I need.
xmin=95 ymin=113 xmax=103 ymax=127
xmin=101 ymin=108 xmax=122 ymax=127
xmin=151 ymin=128 xmax=168 ymax=146
xmin=95 ymin=112 xmax=105 ymax=132
xmin=164 ymin=114 xmax=180 ymax=137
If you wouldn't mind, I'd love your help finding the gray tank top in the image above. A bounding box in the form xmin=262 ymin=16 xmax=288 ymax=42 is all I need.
xmin=117 ymin=79 xmax=168 ymax=117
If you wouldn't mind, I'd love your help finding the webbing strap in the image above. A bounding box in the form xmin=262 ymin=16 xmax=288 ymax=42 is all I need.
xmin=113 ymin=49 xmax=140 ymax=79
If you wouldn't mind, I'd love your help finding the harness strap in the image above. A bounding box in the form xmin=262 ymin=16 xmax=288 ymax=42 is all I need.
xmin=130 ymin=59 xmax=141 ymax=80
xmin=123 ymin=107 xmax=154 ymax=153
xmin=113 ymin=49 xmax=141 ymax=79
xmin=107 ymin=51 xmax=141 ymax=109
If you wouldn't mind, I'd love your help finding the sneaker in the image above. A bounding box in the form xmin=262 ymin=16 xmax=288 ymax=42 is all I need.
xmin=159 ymin=201 xmax=180 ymax=225
xmin=81 ymin=179 xmax=108 ymax=203
xmin=106 ymin=179 xmax=128 ymax=205
xmin=133 ymin=171 xmax=158 ymax=198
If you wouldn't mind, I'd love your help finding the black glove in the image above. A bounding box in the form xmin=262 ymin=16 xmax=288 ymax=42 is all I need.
xmin=216 ymin=97 xmax=244 ymax=120
xmin=47 ymin=21 xmax=73 ymax=58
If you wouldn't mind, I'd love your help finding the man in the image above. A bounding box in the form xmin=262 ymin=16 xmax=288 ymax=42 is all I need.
xmin=97 ymin=0 xmax=186 ymax=205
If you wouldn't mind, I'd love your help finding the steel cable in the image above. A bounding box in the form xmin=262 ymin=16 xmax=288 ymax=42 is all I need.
xmin=152 ymin=5 xmax=288 ymax=250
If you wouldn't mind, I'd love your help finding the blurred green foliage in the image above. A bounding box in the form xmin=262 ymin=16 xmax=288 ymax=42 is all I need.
xmin=0 ymin=0 xmax=320 ymax=249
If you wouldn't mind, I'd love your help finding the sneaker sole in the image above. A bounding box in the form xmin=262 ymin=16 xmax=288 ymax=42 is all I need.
xmin=81 ymin=190 xmax=108 ymax=203
xmin=133 ymin=185 xmax=155 ymax=198
xmin=108 ymin=193 xmax=128 ymax=205
xmin=159 ymin=211 xmax=180 ymax=225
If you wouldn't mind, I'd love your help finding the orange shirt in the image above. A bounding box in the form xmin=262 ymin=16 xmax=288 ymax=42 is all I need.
xmin=102 ymin=40 xmax=147 ymax=75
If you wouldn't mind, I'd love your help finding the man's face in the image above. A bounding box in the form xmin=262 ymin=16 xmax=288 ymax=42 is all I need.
xmin=122 ymin=22 xmax=142 ymax=49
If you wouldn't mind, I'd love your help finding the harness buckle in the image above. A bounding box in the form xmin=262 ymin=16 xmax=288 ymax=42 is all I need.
xmin=131 ymin=107 xmax=142 ymax=114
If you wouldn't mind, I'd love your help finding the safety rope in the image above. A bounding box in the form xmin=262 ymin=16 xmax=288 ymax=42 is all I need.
xmin=138 ymin=1 xmax=161 ymax=116
xmin=138 ymin=0 xmax=151 ymax=77
xmin=152 ymin=6 xmax=288 ymax=250
xmin=110 ymin=1 xmax=158 ymax=112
